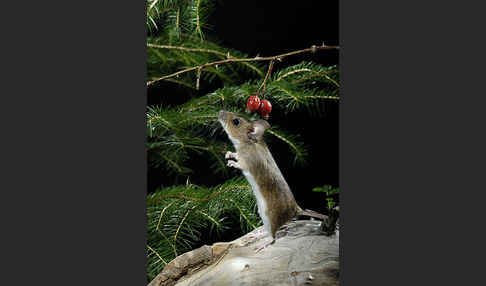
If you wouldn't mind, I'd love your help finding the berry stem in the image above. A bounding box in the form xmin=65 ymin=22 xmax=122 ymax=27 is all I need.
xmin=257 ymin=60 xmax=275 ymax=99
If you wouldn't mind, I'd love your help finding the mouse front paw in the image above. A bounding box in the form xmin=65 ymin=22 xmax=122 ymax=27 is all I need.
xmin=227 ymin=160 xmax=241 ymax=169
xmin=225 ymin=151 xmax=237 ymax=160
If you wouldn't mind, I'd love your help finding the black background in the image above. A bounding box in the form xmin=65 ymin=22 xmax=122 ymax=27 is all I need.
xmin=148 ymin=0 xmax=340 ymax=215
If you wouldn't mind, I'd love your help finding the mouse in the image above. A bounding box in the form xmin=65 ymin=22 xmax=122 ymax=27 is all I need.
xmin=217 ymin=110 xmax=328 ymax=250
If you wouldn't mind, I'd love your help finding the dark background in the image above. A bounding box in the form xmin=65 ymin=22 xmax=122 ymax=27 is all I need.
xmin=148 ymin=0 xmax=340 ymax=214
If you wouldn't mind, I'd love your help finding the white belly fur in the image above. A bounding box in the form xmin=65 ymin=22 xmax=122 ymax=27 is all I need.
xmin=243 ymin=170 xmax=271 ymax=235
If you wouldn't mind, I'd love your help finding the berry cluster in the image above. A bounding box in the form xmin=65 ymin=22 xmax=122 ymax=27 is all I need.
xmin=246 ymin=94 xmax=272 ymax=120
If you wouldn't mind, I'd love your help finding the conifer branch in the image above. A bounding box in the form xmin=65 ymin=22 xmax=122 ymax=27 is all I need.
xmin=149 ymin=185 xmax=252 ymax=204
xmin=147 ymin=44 xmax=339 ymax=86
xmin=156 ymin=200 xmax=177 ymax=231
xmin=276 ymin=68 xmax=313 ymax=82
xmin=197 ymin=211 xmax=221 ymax=227
xmin=147 ymin=43 xmax=226 ymax=56
xmin=147 ymin=177 xmax=260 ymax=280
xmin=195 ymin=0 xmax=202 ymax=37
xmin=147 ymin=244 xmax=168 ymax=266
xmin=147 ymin=42 xmax=264 ymax=78
xmin=196 ymin=66 xmax=202 ymax=90
xmin=174 ymin=205 xmax=198 ymax=242
xmin=257 ymin=60 xmax=275 ymax=98
xmin=222 ymin=198 xmax=257 ymax=229
xmin=148 ymin=0 xmax=160 ymax=12
xmin=294 ymin=71 xmax=340 ymax=87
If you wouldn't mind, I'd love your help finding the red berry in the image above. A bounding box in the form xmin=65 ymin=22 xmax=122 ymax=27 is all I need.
xmin=246 ymin=95 xmax=261 ymax=112
xmin=258 ymin=99 xmax=272 ymax=119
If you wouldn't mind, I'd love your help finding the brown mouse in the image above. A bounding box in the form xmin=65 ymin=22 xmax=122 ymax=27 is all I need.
xmin=217 ymin=110 xmax=327 ymax=248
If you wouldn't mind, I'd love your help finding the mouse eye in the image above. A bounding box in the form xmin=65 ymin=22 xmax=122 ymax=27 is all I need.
xmin=232 ymin=118 xmax=240 ymax=126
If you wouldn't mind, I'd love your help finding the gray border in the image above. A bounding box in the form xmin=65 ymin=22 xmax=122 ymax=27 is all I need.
xmin=341 ymin=0 xmax=485 ymax=285
xmin=0 ymin=1 xmax=147 ymax=284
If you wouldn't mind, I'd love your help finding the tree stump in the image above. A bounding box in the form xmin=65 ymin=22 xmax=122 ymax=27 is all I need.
xmin=148 ymin=220 xmax=339 ymax=286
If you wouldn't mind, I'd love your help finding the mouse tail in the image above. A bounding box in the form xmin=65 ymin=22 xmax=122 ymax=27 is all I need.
xmin=296 ymin=206 xmax=328 ymax=221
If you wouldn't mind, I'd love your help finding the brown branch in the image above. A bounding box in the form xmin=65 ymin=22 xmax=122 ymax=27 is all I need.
xmin=195 ymin=0 xmax=201 ymax=35
xmin=147 ymin=244 xmax=167 ymax=266
xmin=147 ymin=44 xmax=339 ymax=86
xmin=196 ymin=67 xmax=202 ymax=90
xmin=156 ymin=200 xmax=177 ymax=231
xmin=257 ymin=60 xmax=275 ymax=98
xmin=276 ymin=68 xmax=313 ymax=82
xmin=174 ymin=205 xmax=198 ymax=242
xmin=148 ymin=0 xmax=159 ymax=12
xmin=147 ymin=43 xmax=226 ymax=57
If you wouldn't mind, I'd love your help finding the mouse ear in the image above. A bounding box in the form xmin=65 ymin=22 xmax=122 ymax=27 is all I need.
xmin=248 ymin=120 xmax=270 ymax=141
xmin=254 ymin=119 xmax=270 ymax=131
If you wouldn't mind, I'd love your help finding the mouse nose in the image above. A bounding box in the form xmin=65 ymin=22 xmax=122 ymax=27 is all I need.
xmin=218 ymin=110 xmax=226 ymax=120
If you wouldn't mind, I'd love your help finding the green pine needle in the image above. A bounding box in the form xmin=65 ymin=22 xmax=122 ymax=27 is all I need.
xmin=146 ymin=177 xmax=260 ymax=281
xmin=146 ymin=63 xmax=338 ymax=175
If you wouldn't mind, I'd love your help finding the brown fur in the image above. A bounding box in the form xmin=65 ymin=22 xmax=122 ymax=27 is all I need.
xmin=218 ymin=110 xmax=301 ymax=238
xmin=244 ymin=140 xmax=299 ymax=237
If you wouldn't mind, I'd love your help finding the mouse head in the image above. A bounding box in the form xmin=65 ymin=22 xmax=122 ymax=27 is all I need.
xmin=218 ymin=110 xmax=270 ymax=146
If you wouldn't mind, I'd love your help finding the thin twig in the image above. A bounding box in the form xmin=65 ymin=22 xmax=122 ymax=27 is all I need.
xmin=257 ymin=60 xmax=275 ymax=98
xmin=147 ymin=244 xmax=168 ymax=266
xmin=147 ymin=43 xmax=226 ymax=56
xmin=195 ymin=0 xmax=201 ymax=37
xmin=147 ymin=44 xmax=339 ymax=86
xmin=266 ymin=129 xmax=303 ymax=158
xmin=156 ymin=200 xmax=177 ymax=231
xmin=179 ymin=114 xmax=217 ymax=124
xmin=174 ymin=205 xmax=198 ymax=242
xmin=148 ymin=0 xmax=160 ymax=12
xmin=222 ymin=198 xmax=257 ymax=229
xmin=197 ymin=211 xmax=221 ymax=228
xmin=148 ymin=185 xmax=252 ymax=204
xmin=196 ymin=67 xmax=202 ymax=90
xmin=293 ymin=70 xmax=340 ymax=87
xmin=276 ymin=68 xmax=313 ymax=82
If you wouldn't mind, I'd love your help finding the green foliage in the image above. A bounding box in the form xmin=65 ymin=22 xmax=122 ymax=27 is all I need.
xmin=312 ymin=185 xmax=340 ymax=210
xmin=147 ymin=104 xmax=228 ymax=176
xmin=146 ymin=0 xmax=339 ymax=282
xmin=147 ymin=65 xmax=339 ymax=174
xmin=146 ymin=177 xmax=260 ymax=281
xmin=272 ymin=62 xmax=339 ymax=88
xmin=270 ymin=62 xmax=340 ymax=112
xmin=146 ymin=0 xmax=264 ymax=87
xmin=147 ymin=36 xmax=265 ymax=87
xmin=147 ymin=0 xmax=213 ymax=38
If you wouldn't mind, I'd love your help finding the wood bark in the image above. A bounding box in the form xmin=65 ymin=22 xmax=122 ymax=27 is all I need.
xmin=148 ymin=220 xmax=339 ymax=286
